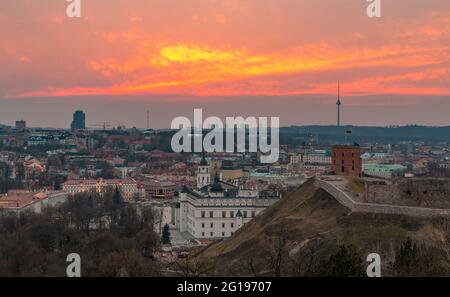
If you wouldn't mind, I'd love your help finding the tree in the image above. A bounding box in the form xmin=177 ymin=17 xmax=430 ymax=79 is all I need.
xmin=0 ymin=189 xmax=161 ymax=277
xmin=116 ymin=206 xmax=141 ymax=238
xmin=0 ymin=162 xmax=10 ymax=193
xmin=53 ymin=175 xmax=65 ymax=190
xmin=99 ymin=162 xmax=115 ymax=179
xmin=264 ymin=229 xmax=288 ymax=277
xmin=316 ymin=245 xmax=366 ymax=277
xmin=176 ymin=254 xmax=211 ymax=277
xmin=16 ymin=163 xmax=25 ymax=181
xmin=113 ymin=188 xmax=122 ymax=206
xmin=393 ymin=237 xmax=418 ymax=275
xmin=289 ymin=238 xmax=326 ymax=277
xmin=98 ymin=250 xmax=158 ymax=277
xmin=161 ymin=224 xmax=171 ymax=245
xmin=136 ymin=227 xmax=159 ymax=258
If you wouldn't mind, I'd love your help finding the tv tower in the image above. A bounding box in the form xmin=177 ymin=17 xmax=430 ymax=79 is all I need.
xmin=336 ymin=81 xmax=342 ymax=127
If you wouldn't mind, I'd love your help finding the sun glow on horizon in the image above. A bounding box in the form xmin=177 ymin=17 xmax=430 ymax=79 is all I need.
xmin=1 ymin=0 xmax=449 ymax=100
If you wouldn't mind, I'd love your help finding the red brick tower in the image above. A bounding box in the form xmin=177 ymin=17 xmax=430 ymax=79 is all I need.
xmin=332 ymin=145 xmax=362 ymax=177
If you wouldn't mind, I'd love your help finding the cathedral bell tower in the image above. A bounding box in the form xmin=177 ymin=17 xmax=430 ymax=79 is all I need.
xmin=197 ymin=152 xmax=211 ymax=189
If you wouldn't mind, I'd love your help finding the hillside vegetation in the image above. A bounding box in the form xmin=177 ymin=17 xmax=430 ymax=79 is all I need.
xmin=194 ymin=179 xmax=450 ymax=276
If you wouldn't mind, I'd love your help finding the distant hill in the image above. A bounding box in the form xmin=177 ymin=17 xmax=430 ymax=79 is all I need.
xmin=195 ymin=179 xmax=450 ymax=276
xmin=281 ymin=125 xmax=450 ymax=143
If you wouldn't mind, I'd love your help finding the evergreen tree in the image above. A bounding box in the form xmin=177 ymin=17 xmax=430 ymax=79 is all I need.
xmin=393 ymin=237 xmax=418 ymax=275
xmin=113 ymin=188 xmax=122 ymax=206
xmin=316 ymin=245 xmax=366 ymax=277
xmin=161 ymin=224 xmax=171 ymax=245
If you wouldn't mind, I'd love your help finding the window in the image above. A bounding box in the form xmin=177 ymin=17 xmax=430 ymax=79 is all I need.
xmin=210 ymin=232 xmax=214 ymax=237
xmin=201 ymin=223 xmax=205 ymax=228
xmin=222 ymin=223 xmax=225 ymax=228
xmin=222 ymin=211 xmax=226 ymax=218
xmin=341 ymin=166 xmax=345 ymax=172
xmin=231 ymin=223 xmax=234 ymax=228
xmin=201 ymin=211 xmax=205 ymax=218
xmin=230 ymin=211 xmax=234 ymax=218
xmin=209 ymin=211 xmax=214 ymax=218
xmin=210 ymin=222 xmax=214 ymax=228
xmin=201 ymin=232 xmax=205 ymax=237
xmin=243 ymin=211 xmax=247 ymax=218
xmin=252 ymin=211 xmax=256 ymax=218
xmin=222 ymin=232 xmax=225 ymax=237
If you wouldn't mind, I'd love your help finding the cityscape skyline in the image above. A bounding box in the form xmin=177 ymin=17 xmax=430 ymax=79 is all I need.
xmin=0 ymin=0 xmax=449 ymax=129
xmin=1 ymin=93 xmax=450 ymax=129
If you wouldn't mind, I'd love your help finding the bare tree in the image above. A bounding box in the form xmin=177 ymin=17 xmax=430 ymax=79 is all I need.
xmin=175 ymin=254 xmax=212 ymax=277
xmin=263 ymin=226 xmax=289 ymax=277
xmin=245 ymin=256 xmax=260 ymax=277
xmin=289 ymin=238 xmax=324 ymax=277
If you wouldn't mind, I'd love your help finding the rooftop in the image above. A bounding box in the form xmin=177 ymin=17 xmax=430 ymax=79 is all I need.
xmin=0 ymin=190 xmax=48 ymax=209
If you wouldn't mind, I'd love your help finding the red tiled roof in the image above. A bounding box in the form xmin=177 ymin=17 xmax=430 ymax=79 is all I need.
xmin=0 ymin=191 xmax=48 ymax=209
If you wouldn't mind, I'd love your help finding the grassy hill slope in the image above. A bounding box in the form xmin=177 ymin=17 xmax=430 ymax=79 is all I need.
xmin=196 ymin=179 xmax=450 ymax=276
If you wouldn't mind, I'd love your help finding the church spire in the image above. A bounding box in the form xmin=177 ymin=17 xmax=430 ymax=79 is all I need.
xmin=200 ymin=150 xmax=208 ymax=166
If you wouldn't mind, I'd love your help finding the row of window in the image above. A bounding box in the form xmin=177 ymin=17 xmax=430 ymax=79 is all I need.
xmin=201 ymin=231 xmax=233 ymax=237
xmin=334 ymin=152 xmax=356 ymax=157
xmin=341 ymin=166 xmax=356 ymax=172
xmin=201 ymin=210 xmax=256 ymax=218
xmin=334 ymin=159 xmax=357 ymax=164
xmin=201 ymin=222 xmax=235 ymax=229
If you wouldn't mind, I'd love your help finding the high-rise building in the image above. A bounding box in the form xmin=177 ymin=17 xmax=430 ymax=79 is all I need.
xmin=332 ymin=144 xmax=362 ymax=177
xmin=71 ymin=110 xmax=86 ymax=131
xmin=15 ymin=120 xmax=26 ymax=131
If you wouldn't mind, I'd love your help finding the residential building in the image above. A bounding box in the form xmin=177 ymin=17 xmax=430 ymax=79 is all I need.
xmin=143 ymin=179 xmax=178 ymax=199
xmin=62 ymin=178 xmax=144 ymax=200
xmin=363 ymin=164 xmax=407 ymax=178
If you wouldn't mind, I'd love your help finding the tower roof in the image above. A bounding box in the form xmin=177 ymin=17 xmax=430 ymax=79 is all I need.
xmin=200 ymin=151 xmax=208 ymax=166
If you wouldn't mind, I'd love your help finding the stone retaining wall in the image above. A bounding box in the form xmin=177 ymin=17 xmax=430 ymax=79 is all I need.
xmin=315 ymin=178 xmax=450 ymax=217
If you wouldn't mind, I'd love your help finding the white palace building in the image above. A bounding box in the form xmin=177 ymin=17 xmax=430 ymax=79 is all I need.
xmin=176 ymin=155 xmax=279 ymax=239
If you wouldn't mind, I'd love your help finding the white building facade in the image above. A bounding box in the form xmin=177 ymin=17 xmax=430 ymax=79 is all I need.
xmin=178 ymin=188 xmax=277 ymax=239
xmin=177 ymin=157 xmax=278 ymax=239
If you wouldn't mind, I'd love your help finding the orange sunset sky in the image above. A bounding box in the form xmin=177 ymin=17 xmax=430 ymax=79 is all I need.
xmin=0 ymin=0 xmax=449 ymax=128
